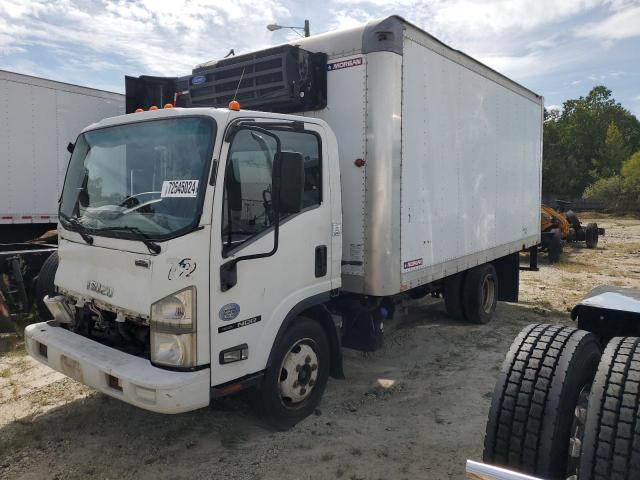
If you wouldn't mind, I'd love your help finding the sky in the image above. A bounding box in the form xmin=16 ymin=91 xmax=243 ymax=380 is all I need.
xmin=1 ymin=0 xmax=639 ymax=117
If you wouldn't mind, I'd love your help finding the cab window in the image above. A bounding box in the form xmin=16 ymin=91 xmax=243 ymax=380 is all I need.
xmin=221 ymin=127 xmax=322 ymax=252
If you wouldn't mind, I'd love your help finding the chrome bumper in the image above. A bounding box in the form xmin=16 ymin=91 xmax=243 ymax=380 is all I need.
xmin=465 ymin=460 xmax=545 ymax=480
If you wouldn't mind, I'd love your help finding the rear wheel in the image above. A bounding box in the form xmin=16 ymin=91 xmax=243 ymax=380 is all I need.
xmin=585 ymin=223 xmax=599 ymax=249
xmin=579 ymin=337 xmax=640 ymax=480
xmin=565 ymin=210 xmax=581 ymax=231
xmin=257 ymin=317 xmax=330 ymax=430
xmin=444 ymin=273 xmax=465 ymax=321
xmin=548 ymin=228 xmax=563 ymax=263
xmin=462 ymin=264 xmax=497 ymax=324
xmin=483 ymin=324 xmax=601 ymax=479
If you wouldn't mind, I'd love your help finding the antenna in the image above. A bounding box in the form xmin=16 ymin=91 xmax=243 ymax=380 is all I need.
xmin=232 ymin=67 xmax=246 ymax=102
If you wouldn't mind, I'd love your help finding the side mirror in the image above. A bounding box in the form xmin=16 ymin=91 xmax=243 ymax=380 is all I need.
xmin=67 ymin=142 xmax=75 ymax=154
xmin=277 ymin=151 xmax=305 ymax=214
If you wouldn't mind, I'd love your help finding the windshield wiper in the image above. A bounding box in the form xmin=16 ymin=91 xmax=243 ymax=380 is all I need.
xmin=99 ymin=226 xmax=161 ymax=255
xmin=59 ymin=212 xmax=94 ymax=245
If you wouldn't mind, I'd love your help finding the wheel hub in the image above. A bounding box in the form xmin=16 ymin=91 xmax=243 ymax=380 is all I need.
xmin=279 ymin=341 xmax=319 ymax=404
xmin=482 ymin=275 xmax=496 ymax=313
xmin=566 ymin=384 xmax=590 ymax=478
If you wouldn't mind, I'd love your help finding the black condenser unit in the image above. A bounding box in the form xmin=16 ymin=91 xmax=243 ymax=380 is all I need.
xmin=125 ymin=45 xmax=327 ymax=114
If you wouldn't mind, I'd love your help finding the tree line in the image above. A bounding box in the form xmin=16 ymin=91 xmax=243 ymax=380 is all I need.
xmin=543 ymin=86 xmax=640 ymax=210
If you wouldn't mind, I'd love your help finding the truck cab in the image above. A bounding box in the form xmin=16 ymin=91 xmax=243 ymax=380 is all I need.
xmin=26 ymin=105 xmax=344 ymax=428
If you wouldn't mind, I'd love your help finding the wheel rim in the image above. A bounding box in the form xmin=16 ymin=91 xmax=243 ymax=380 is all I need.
xmin=278 ymin=339 xmax=319 ymax=406
xmin=481 ymin=274 xmax=496 ymax=314
xmin=566 ymin=384 xmax=590 ymax=478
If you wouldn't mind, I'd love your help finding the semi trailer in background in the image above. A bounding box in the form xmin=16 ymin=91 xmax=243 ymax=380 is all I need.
xmin=0 ymin=70 xmax=124 ymax=331
xmin=25 ymin=16 xmax=543 ymax=430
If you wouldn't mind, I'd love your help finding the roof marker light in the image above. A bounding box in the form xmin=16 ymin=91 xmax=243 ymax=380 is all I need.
xmin=134 ymin=108 xmax=144 ymax=113
xmin=164 ymin=103 xmax=173 ymax=109
xmin=228 ymin=100 xmax=240 ymax=111
xmin=149 ymin=105 xmax=158 ymax=111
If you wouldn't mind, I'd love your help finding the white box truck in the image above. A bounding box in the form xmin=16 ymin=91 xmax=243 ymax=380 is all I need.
xmin=0 ymin=70 xmax=125 ymax=242
xmin=25 ymin=16 xmax=543 ymax=429
xmin=0 ymin=71 xmax=125 ymax=333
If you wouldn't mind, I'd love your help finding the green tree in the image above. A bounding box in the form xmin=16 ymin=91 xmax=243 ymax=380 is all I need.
xmin=595 ymin=123 xmax=630 ymax=178
xmin=621 ymin=150 xmax=640 ymax=183
xmin=542 ymin=86 xmax=640 ymax=197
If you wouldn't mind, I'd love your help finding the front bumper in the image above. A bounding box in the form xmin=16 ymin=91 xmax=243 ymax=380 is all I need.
xmin=25 ymin=322 xmax=210 ymax=414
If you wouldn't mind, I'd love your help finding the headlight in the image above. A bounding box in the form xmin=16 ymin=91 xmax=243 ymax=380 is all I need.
xmin=150 ymin=287 xmax=196 ymax=367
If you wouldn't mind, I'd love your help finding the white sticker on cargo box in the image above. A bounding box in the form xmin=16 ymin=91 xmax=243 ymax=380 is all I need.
xmin=349 ymin=244 xmax=363 ymax=262
xmin=161 ymin=180 xmax=199 ymax=198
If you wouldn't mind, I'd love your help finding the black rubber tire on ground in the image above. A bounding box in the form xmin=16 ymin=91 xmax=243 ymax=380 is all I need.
xmin=256 ymin=317 xmax=330 ymax=430
xmin=585 ymin=222 xmax=599 ymax=249
xmin=462 ymin=263 xmax=498 ymax=324
xmin=579 ymin=337 xmax=640 ymax=480
xmin=565 ymin=210 xmax=582 ymax=231
xmin=548 ymin=228 xmax=563 ymax=263
xmin=444 ymin=272 xmax=466 ymax=321
xmin=34 ymin=251 xmax=58 ymax=320
xmin=483 ymin=324 xmax=601 ymax=479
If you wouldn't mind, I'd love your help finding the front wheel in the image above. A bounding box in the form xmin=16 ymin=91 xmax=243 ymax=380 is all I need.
xmin=257 ymin=317 xmax=330 ymax=430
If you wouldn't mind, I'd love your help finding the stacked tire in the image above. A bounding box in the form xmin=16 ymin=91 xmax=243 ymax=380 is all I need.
xmin=579 ymin=337 xmax=640 ymax=480
xmin=483 ymin=325 xmax=640 ymax=479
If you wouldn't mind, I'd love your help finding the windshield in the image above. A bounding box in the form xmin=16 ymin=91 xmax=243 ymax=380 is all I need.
xmin=60 ymin=117 xmax=216 ymax=240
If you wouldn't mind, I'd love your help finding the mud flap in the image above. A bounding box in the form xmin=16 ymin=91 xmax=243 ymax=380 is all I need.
xmin=341 ymin=308 xmax=386 ymax=352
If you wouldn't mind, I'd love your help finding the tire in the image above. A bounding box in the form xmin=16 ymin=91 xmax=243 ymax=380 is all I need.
xmin=579 ymin=337 xmax=640 ymax=480
xmin=565 ymin=210 xmax=581 ymax=231
xmin=444 ymin=272 xmax=465 ymax=321
xmin=483 ymin=324 xmax=601 ymax=479
xmin=257 ymin=317 xmax=330 ymax=430
xmin=462 ymin=263 xmax=498 ymax=324
xmin=34 ymin=251 xmax=58 ymax=320
xmin=548 ymin=229 xmax=563 ymax=263
xmin=585 ymin=223 xmax=599 ymax=249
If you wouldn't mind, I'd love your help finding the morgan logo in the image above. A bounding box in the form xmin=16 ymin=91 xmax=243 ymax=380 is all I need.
xmin=327 ymin=57 xmax=363 ymax=71
xmin=86 ymin=280 xmax=114 ymax=298
xmin=403 ymin=258 xmax=423 ymax=270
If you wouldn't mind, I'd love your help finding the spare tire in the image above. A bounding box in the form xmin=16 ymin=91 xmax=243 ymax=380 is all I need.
xmin=585 ymin=223 xmax=599 ymax=249
xmin=34 ymin=251 xmax=58 ymax=320
xmin=579 ymin=337 xmax=640 ymax=480
xmin=483 ymin=324 xmax=601 ymax=479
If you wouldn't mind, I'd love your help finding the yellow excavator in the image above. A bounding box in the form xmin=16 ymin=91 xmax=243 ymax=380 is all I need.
xmin=540 ymin=201 xmax=604 ymax=262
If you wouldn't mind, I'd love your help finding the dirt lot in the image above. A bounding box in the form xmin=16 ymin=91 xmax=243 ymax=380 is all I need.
xmin=1 ymin=215 xmax=639 ymax=480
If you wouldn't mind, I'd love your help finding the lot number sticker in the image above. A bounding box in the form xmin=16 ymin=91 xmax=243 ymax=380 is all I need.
xmin=161 ymin=180 xmax=199 ymax=198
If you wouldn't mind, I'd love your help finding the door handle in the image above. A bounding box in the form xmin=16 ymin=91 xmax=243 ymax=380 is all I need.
xmin=315 ymin=245 xmax=327 ymax=278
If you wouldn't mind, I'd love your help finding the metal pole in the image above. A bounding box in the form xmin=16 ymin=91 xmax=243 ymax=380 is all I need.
xmin=304 ymin=19 xmax=310 ymax=37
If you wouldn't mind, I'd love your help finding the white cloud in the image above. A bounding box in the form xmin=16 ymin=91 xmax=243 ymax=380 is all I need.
xmin=0 ymin=0 xmax=291 ymax=77
xmin=575 ymin=5 xmax=640 ymax=39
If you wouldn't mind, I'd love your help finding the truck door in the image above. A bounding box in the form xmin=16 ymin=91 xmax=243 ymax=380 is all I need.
xmin=209 ymin=120 xmax=333 ymax=386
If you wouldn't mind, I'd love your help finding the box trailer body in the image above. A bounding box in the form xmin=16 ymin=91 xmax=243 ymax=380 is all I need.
xmin=25 ymin=16 xmax=543 ymax=427
xmin=295 ymin=19 xmax=542 ymax=296
xmin=0 ymin=70 xmax=125 ymax=239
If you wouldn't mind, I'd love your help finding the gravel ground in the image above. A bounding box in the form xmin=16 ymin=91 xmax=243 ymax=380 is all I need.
xmin=0 ymin=214 xmax=638 ymax=480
